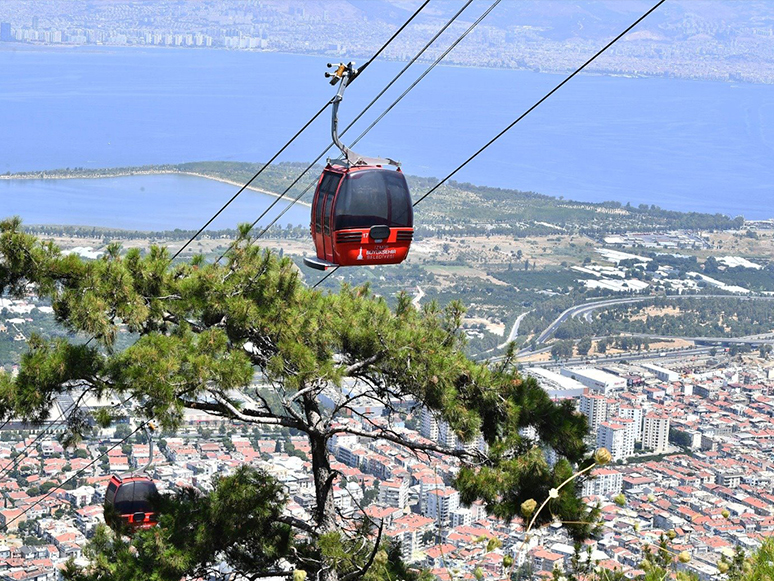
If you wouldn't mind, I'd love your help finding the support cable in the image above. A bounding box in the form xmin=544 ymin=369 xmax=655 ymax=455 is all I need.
xmin=314 ymin=0 xmax=666 ymax=289
xmin=169 ymin=102 xmax=330 ymax=261
xmin=412 ymin=0 xmax=666 ymax=207
xmin=170 ymin=0 xmax=431 ymax=261
xmin=215 ymin=0 xmax=476 ymax=263
xmin=0 ymin=393 xmax=136 ymax=483
xmin=3 ymin=422 xmax=147 ymax=531
xmin=0 ymin=400 xmax=81 ymax=482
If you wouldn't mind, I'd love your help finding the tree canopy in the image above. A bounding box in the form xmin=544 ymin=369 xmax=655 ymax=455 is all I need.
xmin=0 ymin=217 xmax=596 ymax=580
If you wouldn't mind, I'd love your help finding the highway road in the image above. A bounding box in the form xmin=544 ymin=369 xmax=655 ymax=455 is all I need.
xmin=534 ymin=296 xmax=649 ymax=344
xmin=533 ymin=294 xmax=774 ymax=346
xmin=498 ymin=310 xmax=532 ymax=349
xmin=520 ymin=346 xmax=715 ymax=369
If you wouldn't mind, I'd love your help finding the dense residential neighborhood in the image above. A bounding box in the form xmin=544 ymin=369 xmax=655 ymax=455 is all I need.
xmin=0 ymin=346 xmax=772 ymax=580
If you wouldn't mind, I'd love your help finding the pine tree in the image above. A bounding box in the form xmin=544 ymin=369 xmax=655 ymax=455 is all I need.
xmin=0 ymin=218 xmax=595 ymax=580
xmin=64 ymin=466 xmax=292 ymax=581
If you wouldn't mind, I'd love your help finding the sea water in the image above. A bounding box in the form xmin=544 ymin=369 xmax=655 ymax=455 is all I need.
xmin=1 ymin=45 xmax=772 ymax=222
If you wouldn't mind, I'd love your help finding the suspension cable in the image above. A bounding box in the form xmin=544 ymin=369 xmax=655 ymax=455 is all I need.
xmin=356 ymin=1 xmax=431 ymax=77
xmin=0 ymin=393 xmax=135 ymax=483
xmin=0 ymin=399 xmax=81 ymax=482
xmin=313 ymin=266 xmax=340 ymax=289
xmin=348 ymin=0 xmax=502 ymax=153
xmin=2 ymin=422 xmax=147 ymax=531
xmin=253 ymin=0 xmax=499 ymax=254
xmin=412 ymin=0 xmax=666 ymax=207
xmin=215 ymin=0 xmax=476 ymax=263
xmin=314 ymin=0 xmax=666 ymax=289
xmin=170 ymin=0 xmax=431 ymax=261
xmin=169 ymin=102 xmax=330 ymax=261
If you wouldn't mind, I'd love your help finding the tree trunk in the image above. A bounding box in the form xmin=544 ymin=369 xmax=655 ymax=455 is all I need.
xmin=305 ymin=395 xmax=340 ymax=581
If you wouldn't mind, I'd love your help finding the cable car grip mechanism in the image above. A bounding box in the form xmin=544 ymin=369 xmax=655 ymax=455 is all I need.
xmin=325 ymin=62 xmax=400 ymax=168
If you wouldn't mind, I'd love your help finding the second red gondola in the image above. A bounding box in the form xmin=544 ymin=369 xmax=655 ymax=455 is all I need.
xmin=104 ymin=473 xmax=159 ymax=532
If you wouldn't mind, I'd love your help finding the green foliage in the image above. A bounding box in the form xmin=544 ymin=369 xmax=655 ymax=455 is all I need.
xmin=1 ymin=219 xmax=595 ymax=580
xmin=669 ymin=427 xmax=692 ymax=448
xmin=361 ymin=485 xmax=379 ymax=507
xmin=65 ymin=466 xmax=291 ymax=581
xmin=720 ymin=538 xmax=774 ymax=581
xmin=576 ymin=337 xmax=593 ymax=356
xmin=551 ymin=339 xmax=575 ymax=360
xmin=639 ymin=534 xmax=699 ymax=581
xmin=588 ymin=296 xmax=774 ymax=339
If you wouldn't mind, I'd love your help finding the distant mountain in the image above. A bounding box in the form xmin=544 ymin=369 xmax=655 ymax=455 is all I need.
xmin=344 ymin=0 xmax=412 ymax=23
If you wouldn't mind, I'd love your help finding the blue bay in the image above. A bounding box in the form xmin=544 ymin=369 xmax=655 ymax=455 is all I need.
xmin=0 ymin=174 xmax=309 ymax=231
xmin=0 ymin=45 xmax=773 ymax=221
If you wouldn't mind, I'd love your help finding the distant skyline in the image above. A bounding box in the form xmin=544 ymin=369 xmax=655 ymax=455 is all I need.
xmin=1 ymin=1 xmax=774 ymax=83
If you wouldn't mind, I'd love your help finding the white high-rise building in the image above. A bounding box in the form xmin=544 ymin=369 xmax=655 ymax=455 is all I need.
xmin=642 ymin=413 xmax=670 ymax=453
xmin=619 ymin=404 xmax=643 ymax=440
xmin=579 ymin=393 xmax=608 ymax=433
xmin=420 ymin=408 xmax=438 ymax=440
xmin=450 ymin=507 xmax=472 ymax=528
xmin=597 ymin=418 xmax=634 ymax=461
xmin=437 ymin=420 xmax=457 ymax=449
xmin=424 ymin=487 xmax=460 ymax=524
xmin=582 ymin=467 xmax=623 ymax=497
xmin=379 ymin=478 xmax=409 ymax=509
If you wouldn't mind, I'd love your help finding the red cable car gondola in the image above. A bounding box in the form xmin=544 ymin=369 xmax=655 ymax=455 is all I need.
xmin=304 ymin=63 xmax=414 ymax=271
xmin=104 ymin=473 xmax=159 ymax=532
xmin=104 ymin=423 xmax=158 ymax=534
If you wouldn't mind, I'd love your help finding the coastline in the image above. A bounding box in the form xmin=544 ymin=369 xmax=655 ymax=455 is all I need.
xmin=0 ymin=169 xmax=313 ymax=209
xmin=1 ymin=42 xmax=769 ymax=87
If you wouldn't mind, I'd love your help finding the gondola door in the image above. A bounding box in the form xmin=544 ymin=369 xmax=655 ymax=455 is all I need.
xmin=313 ymin=169 xmax=343 ymax=264
xmin=312 ymin=173 xmax=326 ymax=259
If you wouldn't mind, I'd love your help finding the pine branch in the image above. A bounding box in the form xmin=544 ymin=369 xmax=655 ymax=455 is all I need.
xmin=329 ymin=425 xmax=486 ymax=464
xmin=181 ymin=398 xmax=305 ymax=430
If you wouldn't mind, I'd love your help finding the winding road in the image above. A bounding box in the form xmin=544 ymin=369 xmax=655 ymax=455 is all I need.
xmin=532 ymin=294 xmax=774 ymax=347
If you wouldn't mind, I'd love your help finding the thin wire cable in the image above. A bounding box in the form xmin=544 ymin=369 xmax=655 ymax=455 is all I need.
xmin=172 ymin=0 xmax=431 ymax=262
xmin=412 ymin=0 xmax=667 ymax=207
xmin=348 ymin=0 xmax=502 ymax=152
xmin=0 ymin=400 xmax=80 ymax=481
xmin=314 ymin=0 xmax=666 ymax=289
xmin=169 ymin=101 xmax=331 ymax=261
xmin=215 ymin=0 xmax=476 ymax=263
xmin=313 ymin=266 xmax=340 ymax=289
xmin=1 ymin=339 xmax=98 ymax=477
xmin=356 ymin=0 xmax=431 ymax=78
xmin=3 ymin=422 xmax=147 ymax=530
xmin=249 ymin=0 xmax=497 ymax=250
xmin=0 ymin=393 xmax=135 ymax=482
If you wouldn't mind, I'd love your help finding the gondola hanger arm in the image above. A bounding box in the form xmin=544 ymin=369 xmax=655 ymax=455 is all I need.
xmin=326 ymin=62 xmax=400 ymax=168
